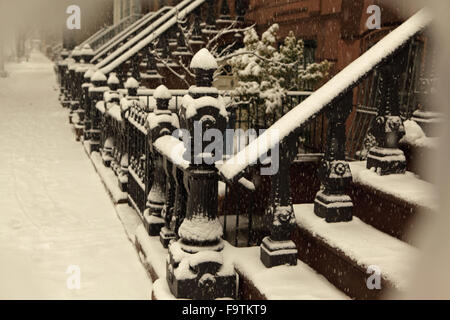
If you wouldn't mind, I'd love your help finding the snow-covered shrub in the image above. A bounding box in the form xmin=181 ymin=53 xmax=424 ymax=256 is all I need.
xmin=229 ymin=25 xmax=332 ymax=128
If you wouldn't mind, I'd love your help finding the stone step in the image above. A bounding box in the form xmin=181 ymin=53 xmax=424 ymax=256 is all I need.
xmin=134 ymin=224 xmax=348 ymax=300
xmin=293 ymin=203 xmax=418 ymax=299
xmin=350 ymin=161 xmax=437 ymax=244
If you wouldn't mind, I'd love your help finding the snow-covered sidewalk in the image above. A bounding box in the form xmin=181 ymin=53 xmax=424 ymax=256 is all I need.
xmin=0 ymin=52 xmax=150 ymax=299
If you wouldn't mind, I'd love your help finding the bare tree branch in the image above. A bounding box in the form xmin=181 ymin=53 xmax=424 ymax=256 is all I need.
xmin=151 ymin=49 xmax=190 ymax=88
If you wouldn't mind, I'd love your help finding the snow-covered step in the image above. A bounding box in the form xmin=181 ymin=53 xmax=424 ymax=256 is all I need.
xmin=350 ymin=161 xmax=437 ymax=244
xmin=87 ymin=151 xmax=128 ymax=204
xmin=135 ymin=223 xmax=348 ymax=300
xmin=293 ymin=204 xmax=419 ymax=299
xmin=223 ymin=245 xmax=349 ymax=300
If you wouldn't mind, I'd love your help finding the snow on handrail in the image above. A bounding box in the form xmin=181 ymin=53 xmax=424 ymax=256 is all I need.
xmin=219 ymin=8 xmax=432 ymax=182
xmin=91 ymin=14 xmax=142 ymax=49
xmin=92 ymin=7 xmax=170 ymax=63
xmin=83 ymin=27 xmax=110 ymax=47
xmin=97 ymin=0 xmax=196 ymax=70
xmin=92 ymin=11 xmax=155 ymax=60
xmin=90 ymin=15 xmax=138 ymax=48
xmin=79 ymin=28 xmax=107 ymax=48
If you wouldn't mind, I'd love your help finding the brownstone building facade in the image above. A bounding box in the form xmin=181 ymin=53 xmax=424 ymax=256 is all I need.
xmin=246 ymin=0 xmax=415 ymax=74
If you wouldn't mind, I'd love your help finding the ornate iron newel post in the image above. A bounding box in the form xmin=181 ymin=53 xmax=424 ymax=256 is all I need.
xmin=367 ymin=54 xmax=406 ymax=175
xmin=412 ymin=41 xmax=443 ymax=136
xmin=160 ymin=157 xmax=177 ymax=247
xmin=145 ymin=85 xmax=178 ymax=236
xmin=101 ymin=73 xmax=121 ymax=167
xmin=260 ymin=136 xmax=298 ymax=268
xmin=314 ymin=92 xmax=353 ymax=222
xmin=73 ymin=44 xmax=95 ymax=141
xmin=88 ymin=70 xmax=109 ymax=153
xmin=82 ymin=69 xmax=94 ymax=141
xmin=167 ymin=49 xmax=237 ymax=300
xmin=68 ymin=46 xmax=82 ymax=124
xmin=58 ymin=49 xmax=69 ymax=102
xmin=171 ymin=165 xmax=187 ymax=241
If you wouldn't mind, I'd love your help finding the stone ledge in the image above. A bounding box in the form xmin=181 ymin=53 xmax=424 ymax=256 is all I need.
xmin=350 ymin=161 xmax=437 ymax=244
xmin=134 ymin=224 xmax=347 ymax=300
xmin=293 ymin=203 xmax=418 ymax=299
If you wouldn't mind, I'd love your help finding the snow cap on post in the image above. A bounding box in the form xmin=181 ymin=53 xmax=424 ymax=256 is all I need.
xmin=107 ymin=72 xmax=120 ymax=91
xmin=91 ymin=70 xmax=107 ymax=83
xmin=72 ymin=46 xmax=82 ymax=62
xmin=61 ymin=48 xmax=69 ymax=59
xmin=84 ymin=68 xmax=95 ymax=80
xmin=154 ymin=85 xmax=172 ymax=110
xmin=190 ymin=48 xmax=217 ymax=87
xmin=125 ymin=77 xmax=139 ymax=96
xmin=81 ymin=44 xmax=95 ymax=63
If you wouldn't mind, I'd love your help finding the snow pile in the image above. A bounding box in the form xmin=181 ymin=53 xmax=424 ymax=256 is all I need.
xmin=107 ymin=73 xmax=120 ymax=85
xmin=178 ymin=216 xmax=223 ymax=242
xmin=153 ymin=135 xmax=190 ymax=169
xmin=153 ymin=85 xmax=172 ymax=100
xmin=125 ymin=77 xmax=139 ymax=89
xmin=400 ymin=119 xmax=439 ymax=149
xmin=182 ymin=94 xmax=228 ymax=120
xmin=146 ymin=112 xmax=180 ymax=130
xmin=96 ymin=101 xmax=106 ymax=113
xmin=168 ymin=241 xmax=234 ymax=281
xmin=72 ymin=46 xmax=82 ymax=57
xmin=190 ymin=48 xmax=218 ymax=70
xmin=107 ymin=104 xmax=123 ymax=122
xmin=220 ymin=8 xmax=433 ymax=181
xmin=91 ymin=70 xmax=107 ymax=82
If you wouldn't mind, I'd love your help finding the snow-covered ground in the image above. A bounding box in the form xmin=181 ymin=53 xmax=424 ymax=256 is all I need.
xmin=0 ymin=51 xmax=151 ymax=299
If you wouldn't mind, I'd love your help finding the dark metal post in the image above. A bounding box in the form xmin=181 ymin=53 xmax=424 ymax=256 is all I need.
xmin=167 ymin=49 xmax=237 ymax=300
xmin=260 ymin=136 xmax=298 ymax=268
xmin=88 ymin=70 xmax=109 ymax=153
xmin=367 ymin=53 xmax=407 ymax=175
xmin=314 ymin=92 xmax=353 ymax=222
xmin=145 ymin=85 xmax=179 ymax=236
xmin=82 ymin=69 xmax=94 ymax=141
xmin=160 ymin=158 xmax=177 ymax=247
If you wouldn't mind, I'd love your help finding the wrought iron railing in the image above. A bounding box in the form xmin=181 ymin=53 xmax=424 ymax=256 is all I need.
xmin=55 ymin=3 xmax=432 ymax=300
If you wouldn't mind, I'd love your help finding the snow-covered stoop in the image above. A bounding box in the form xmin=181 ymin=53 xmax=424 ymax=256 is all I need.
xmin=81 ymin=139 xmax=128 ymax=204
xmin=71 ymin=127 xmax=348 ymax=300
xmin=74 ymin=119 xmax=436 ymax=300
xmin=291 ymin=160 xmax=437 ymax=300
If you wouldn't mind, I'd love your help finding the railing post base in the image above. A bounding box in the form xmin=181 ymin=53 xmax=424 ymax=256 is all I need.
xmin=159 ymin=227 xmax=176 ymax=248
xmin=314 ymin=190 xmax=353 ymax=223
xmin=144 ymin=210 xmax=165 ymax=236
xmin=260 ymin=237 xmax=297 ymax=268
xmin=167 ymin=241 xmax=237 ymax=300
xmin=314 ymin=92 xmax=353 ymax=223
xmin=366 ymin=147 xmax=406 ymax=175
